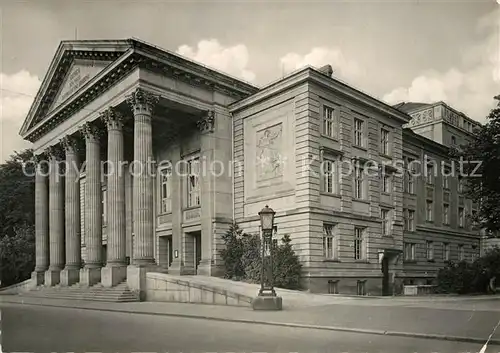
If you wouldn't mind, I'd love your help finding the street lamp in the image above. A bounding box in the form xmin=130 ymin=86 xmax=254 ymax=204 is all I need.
xmin=252 ymin=205 xmax=283 ymax=310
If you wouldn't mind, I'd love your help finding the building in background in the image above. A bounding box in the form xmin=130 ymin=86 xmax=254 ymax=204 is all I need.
xmin=20 ymin=39 xmax=481 ymax=296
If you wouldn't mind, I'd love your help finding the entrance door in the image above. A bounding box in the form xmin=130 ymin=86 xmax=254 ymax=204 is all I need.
xmin=102 ymin=244 xmax=107 ymax=266
xmin=168 ymin=237 xmax=173 ymax=268
xmin=194 ymin=232 xmax=202 ymax=271
xmin=381 ymin=256 xmax=390 ymax=296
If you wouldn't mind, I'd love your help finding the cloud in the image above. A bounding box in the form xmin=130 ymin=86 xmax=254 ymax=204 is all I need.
xmin=176 ymin=39 xmax=256 ymax=82
xmin=0 ymin=70 xmax=40 ymax=163
xmin=280 ymin=47 xmax=364 ymax=81
xmin=383 ymin=10 xmax=499 ymax=122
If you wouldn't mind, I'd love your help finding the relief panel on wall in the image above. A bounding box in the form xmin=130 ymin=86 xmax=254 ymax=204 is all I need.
xmin=256 ymin=123 xmax=284 ymax=182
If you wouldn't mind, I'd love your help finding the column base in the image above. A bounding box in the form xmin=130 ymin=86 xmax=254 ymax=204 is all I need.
xmin=30 ymin=271 xmax=45 ymax=288
xmin=60 ymin=268 xmax=80 ymax=287
xmin=168 ymin=259 xmax=194 ymax=276
xmin=196 ymin=259 xmax=224 ymax=277
xmin=126 ymin=264 xmax=158 ymax=301
xmin=44 ymin=269 xmax=61 ymax=287
xmin=101 ymin=265 xmax=127 ymax=287
xmin=251 ymin=295 xmax=283 ymax=311
xmin=80 ymin=267 xmax=101 ymax=287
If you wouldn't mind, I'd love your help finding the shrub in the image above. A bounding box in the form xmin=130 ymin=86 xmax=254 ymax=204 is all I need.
xmin=273 ymin=234 xmax=302 ymax=290
xmin=435 ymin=247 xmax=500 ymax=295
xmin=220 ymin=223 xmax=303 ymax=290
xmin=220 ymin=223 xmax=246 ymax=279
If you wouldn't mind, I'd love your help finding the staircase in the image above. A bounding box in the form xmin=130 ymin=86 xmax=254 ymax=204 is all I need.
xmin=20 ymin=281 xmax=140 ymax=302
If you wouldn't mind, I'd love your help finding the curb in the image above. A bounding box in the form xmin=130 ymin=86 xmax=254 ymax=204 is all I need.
xmin=2 ymin=299 xmax=497 ymax=346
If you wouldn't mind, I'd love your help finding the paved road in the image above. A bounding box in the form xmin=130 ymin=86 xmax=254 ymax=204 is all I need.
xmin=0 ymin=303 xmax=491 ymax=353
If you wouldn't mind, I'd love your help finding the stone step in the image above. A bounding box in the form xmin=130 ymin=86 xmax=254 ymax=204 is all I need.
xmin=23 ymin=281 xmax=139 ymax=303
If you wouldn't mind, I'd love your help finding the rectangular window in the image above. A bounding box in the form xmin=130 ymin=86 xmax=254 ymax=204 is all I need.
xmin=426 ymin=200 xmax=433 ymax=222
xmin=471 ymin=245 xmax=478 ymax=262
xmin=382 ymin=174 xmax=391 ymax=193
xmin=328 ymin=280 xmax=339 ymax=294
xmin=354 ymin=227 xmax=365 ymax=260
xmin=405 ymin=158 xmax=416 ymax=194
xmin=459 ymin=244 xmax=465 ymax=261
xmin=404 ymin=242 xmax=416 ymax=261
xmin=187 ymin=157 xmax=200 ymax=208
xmin=408 ymin=210 xmax=415 ymax=231
xmin=426 ymin=163 xmax=434 ymax=185
xmin=381 ymin=128 xmax=390 ymax=155
xmin=322 ymin=224 xmax=336 ymax=259
xmin=357 ymin=280 xmax=366 ymax=296
xmin=459 ymin=207 xmax=465 ymax=228
xmin=458 ymin=177 xmax=464 ymax=193
xmin=443 ymin=204 xmax=450 ymax=225
xmin=102 ymin=188 xmax=107 ymax=226
xmin=354 ymin=165 xmax=364 ymax=199
xmin=381 ymin=209 xmax=390 ymax=236
xmin=322 ymin=158 xmax=337 ymax=194
xmin=323 ymin=106 xmax=338 ymax=138
xmin=159 ymin=165 xmax=172 ymax=214
xmin=354 ymin=118 xmax=364 ymax=147
xmin=403 ymin=208 xmax=408 ymax=231
xmin=426 ymin=241 xmax=434 ymax=260
xmin=443 ymin=172 xmax=449 ymax=189
xmin=443 ymin=243 xmax=450 ymax=261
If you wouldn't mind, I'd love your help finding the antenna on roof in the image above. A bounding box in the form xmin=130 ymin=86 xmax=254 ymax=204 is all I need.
xmin=74 ymin=27 xmax=78 ymax=40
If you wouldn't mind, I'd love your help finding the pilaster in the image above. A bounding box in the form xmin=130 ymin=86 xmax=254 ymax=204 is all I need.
xmin=60 ymin=135 xmax=82 ymax=286
xmin=45 ymin=144 xmax=65 ymax=286
xmin=196 ymin=110 xmax=216 ymax=276
xmin=101 ymin=107 xmax=127 ymax=287
xmin=167 ymin=143 xmax=187 ymax=275
xmin=79 ymin=121 xmax=104 ymax=286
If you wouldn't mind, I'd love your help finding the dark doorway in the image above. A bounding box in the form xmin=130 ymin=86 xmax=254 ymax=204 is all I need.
xmin=102 ymin=244 xmax=107 ymax=266
xmin=194 ymin=232 xmax=202 ymax=271
xmin=168 ymin=237 xmax=173 ymax=267
xmin=381 ymin=256 xmax=391 ymax=296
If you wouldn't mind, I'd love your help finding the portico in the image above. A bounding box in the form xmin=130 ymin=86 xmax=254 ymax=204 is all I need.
xmin=21 ymin=39 xmax=258 ymax=294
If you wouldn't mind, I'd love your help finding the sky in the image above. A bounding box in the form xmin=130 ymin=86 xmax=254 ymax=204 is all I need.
xmin=0 ymin=0 xmax=498 ymax=163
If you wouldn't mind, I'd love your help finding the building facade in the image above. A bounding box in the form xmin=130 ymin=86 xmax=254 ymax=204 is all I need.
xmin=21 ymin=39 xmax=481 ymax=296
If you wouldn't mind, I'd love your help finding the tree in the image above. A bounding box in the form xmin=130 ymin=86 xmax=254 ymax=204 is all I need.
xmin=0 ymin=149 xmax=35 ymax=238
xmin=0 ymin=223 xmax=35 ymax=287
xmin=450 ymin=100 xmax=500 ymax=233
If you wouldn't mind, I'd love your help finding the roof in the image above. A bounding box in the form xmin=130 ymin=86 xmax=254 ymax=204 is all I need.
xmin=20 ymin=38 xmax=260 ymax=141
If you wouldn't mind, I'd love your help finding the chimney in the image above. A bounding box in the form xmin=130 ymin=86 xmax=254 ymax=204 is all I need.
xmin=318 ymin=64 xmax=333 ymax=78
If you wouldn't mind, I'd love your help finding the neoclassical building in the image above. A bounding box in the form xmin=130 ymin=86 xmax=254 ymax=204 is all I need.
xmin=20 ymin=38 xmax=481 ymax=296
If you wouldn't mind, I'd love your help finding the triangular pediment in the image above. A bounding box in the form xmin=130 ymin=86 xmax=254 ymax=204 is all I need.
xmin=48 ymin=59 xmax=112 ymax=113
xmin=20 ymin=40 xmax=132 ymax=137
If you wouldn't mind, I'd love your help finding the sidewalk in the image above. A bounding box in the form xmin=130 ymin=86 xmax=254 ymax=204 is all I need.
xmin=2 ymin=294 xmax=500 ymax=346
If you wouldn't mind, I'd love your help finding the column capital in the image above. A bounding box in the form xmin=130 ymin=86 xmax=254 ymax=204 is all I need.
xmin=126 ymin=88 xmax=159 ymax=115
xmin=33 ymin=152 xmax=48 ymax=164
xmin=60 ymin=135 xmax=80 ymax=154
xmin=45 ymin=144 xmax=65 ymax=161
xmin=197 ymin=110 xmax=215 ymax=134
xmin=100 ymin=107 xmax=125 ymax=131
xmin=79 ymin=121 xmax=104 ymax=142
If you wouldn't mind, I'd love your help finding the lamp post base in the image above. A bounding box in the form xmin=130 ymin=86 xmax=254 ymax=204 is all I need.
xmin=252 ymin=295 xmax=283 ymax=311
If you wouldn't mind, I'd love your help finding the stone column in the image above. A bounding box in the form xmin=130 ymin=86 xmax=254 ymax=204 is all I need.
xmin=126 ymin=87 xmax=159 ymax=298
xmin=79 ymin=122 xmax=103 ymax=286
xmin=167 ymin=143 xmax=185 ymax=275
xmin=31 ymin=154 xmax=49 ymax=287
xmin=101 ymin=107 xmax=127 ymax=287
xmin=60 ymin=136 xmax=81 ymax=286
xmin=196 ymin=110 xmax=216 ymax=276
xmin=45 ymin=145 xmax=65 ymax=286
